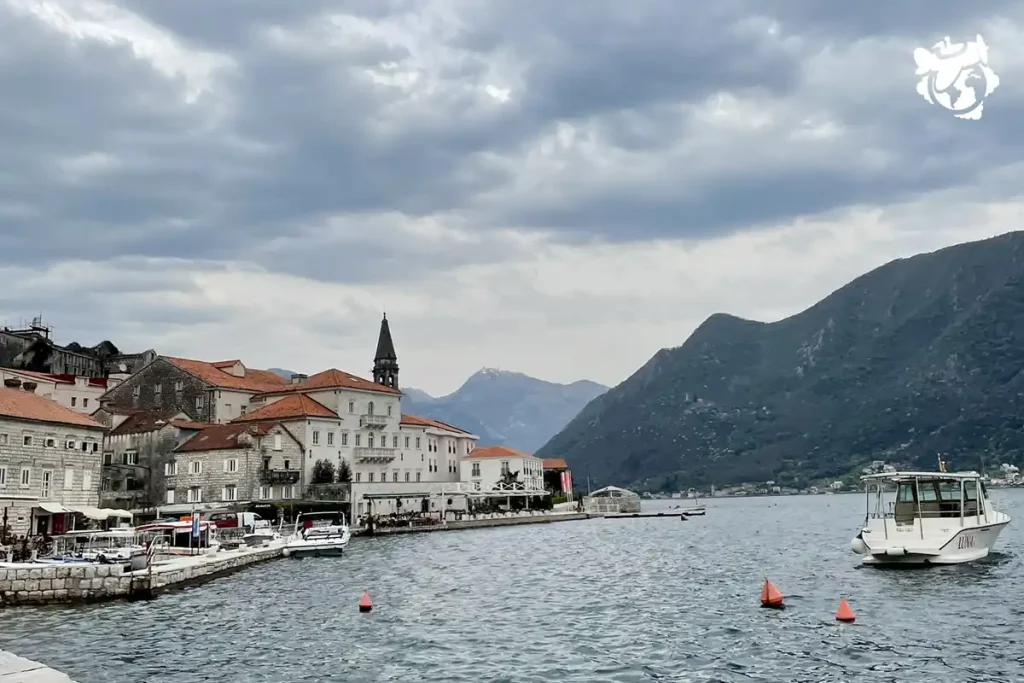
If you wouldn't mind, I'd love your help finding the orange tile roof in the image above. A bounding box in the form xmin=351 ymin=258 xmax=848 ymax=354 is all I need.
xmin=467 ymin=445 xmax=537 ymax=460
xmin=170 ymin=419 xmax=208 ymax=431
xmin=258 ymin=368 xmax=400 ymax=397
xmin=400 ymin=413 xmax=471 ymax=435
xmin=542 ymin=458 xmax=569 ymax=470
xmin=175 ymin=422 xmax=276 ymax=453
xmin=232 ymin=394 xmax=337 ymax=423
xmin=0 ymin=386 xmax=105 ymax=429
xmin=163 ymin=356 xmax=289 ymax=392
xmin=109 ymin=411 xmax=210 ymax=436
xmin=2 ymin=369 xmax=73 ymax=385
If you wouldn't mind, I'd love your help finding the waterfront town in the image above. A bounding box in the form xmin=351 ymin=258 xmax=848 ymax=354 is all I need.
xmin=0 ymin=315 xmax=576 ymax=554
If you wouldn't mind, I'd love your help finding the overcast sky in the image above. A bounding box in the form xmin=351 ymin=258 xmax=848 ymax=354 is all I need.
xmin=1 ymin=0 xmax=1022 ymax=396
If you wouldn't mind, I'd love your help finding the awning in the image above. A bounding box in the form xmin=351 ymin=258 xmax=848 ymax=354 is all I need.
xmin=100 ymin=508 xmax=133 ymax=519
xmin=36 ymin=502 xmax=72 ymax=514
xmin=70 ymin=506 xmax=108 ymax=520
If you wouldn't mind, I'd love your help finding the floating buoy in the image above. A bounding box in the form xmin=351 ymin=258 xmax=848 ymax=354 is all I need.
xmin=835 ymin=597 xmax=855 ymax=622
xmin=760 ymin=578 xmax=784 ymax=609
xmin=359 ymin=590 xmax=373 ymax=613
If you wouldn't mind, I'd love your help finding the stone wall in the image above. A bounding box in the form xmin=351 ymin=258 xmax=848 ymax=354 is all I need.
xmin=100 ymin=358 xmax=213 ymax=422
xmin=0 ymin=545 xmax=283 ymax=606
xmin=101 ymin=424 xmax=184 ymax=509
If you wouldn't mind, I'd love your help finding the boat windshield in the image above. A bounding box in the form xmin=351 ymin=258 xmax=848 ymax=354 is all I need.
xmin=893 ymin=478 xmax=980 ymax=524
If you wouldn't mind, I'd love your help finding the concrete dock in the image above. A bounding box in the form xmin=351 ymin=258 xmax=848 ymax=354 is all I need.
xmin=0 ymin=649 xmax=76 ymax=681
xmin=358 ymin=511 xmax=590 ymax=536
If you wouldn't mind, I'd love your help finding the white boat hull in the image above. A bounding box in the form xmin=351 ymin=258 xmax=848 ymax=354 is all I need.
xmin=853 ymin=517 xmax=1010 ymax=566
xmin=282 ymin=528 xmax=350 ymax=558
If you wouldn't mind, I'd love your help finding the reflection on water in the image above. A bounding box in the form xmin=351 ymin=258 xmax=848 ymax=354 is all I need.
xmin=2 ymin=490 xmax=1023 ymax=682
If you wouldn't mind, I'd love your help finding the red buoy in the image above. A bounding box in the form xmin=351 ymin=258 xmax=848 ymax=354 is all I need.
xmin=760 ymin=578 xmax=784 ymax=609
xmin=835 ymin=597 xmax=855 ymax=623
xmin=359 ymin=590 xmax=373 ymax=613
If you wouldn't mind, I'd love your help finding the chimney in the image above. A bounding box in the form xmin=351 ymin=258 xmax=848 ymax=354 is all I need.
xmin=22 ymin=381 xmax=37 ymax=392
xmin=290 ymin=373 xmax=307 ymax=385
xmin=3 ymin=378 xmax=21 ymax=389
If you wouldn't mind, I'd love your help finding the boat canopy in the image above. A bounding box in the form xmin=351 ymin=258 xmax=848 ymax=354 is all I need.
xmin=588 ymin=486 xmax=639 ymax=498
xmin=861 ymin=470 xmax=982 ymax=482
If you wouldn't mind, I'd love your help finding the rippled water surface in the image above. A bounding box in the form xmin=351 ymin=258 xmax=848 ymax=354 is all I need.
xmin=4 ymin=492 xmax=1024 ymax=682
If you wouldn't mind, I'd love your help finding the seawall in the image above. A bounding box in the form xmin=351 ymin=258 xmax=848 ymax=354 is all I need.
xmin=0 ymin=649 xmax=77 ymax=681
xmin=359 ymin=512 xmax=590 ymax=536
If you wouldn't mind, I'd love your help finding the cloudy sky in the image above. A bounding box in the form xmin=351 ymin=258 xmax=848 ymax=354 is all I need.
xmin=1 ymin=0 xmax=1022 ymax=396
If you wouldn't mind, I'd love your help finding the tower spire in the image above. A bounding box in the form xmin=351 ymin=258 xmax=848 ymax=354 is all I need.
xmin=373 ymin=313 xmax=399 ymax=388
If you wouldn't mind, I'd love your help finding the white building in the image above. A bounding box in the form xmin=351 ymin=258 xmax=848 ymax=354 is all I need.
xmin=463 ymin=445 xmax=545 ymax=492
xmin=1 ymin=369 xmax=112 ymax=414
xmin=0 ymin=384 xmax=106 ymax=536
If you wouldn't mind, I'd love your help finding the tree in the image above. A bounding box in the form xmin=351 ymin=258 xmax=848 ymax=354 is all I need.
xmin=498 ymin=469 xmax=521 ymax=487
xmin=311 ymin=459 xmax=336 ymax=485
xmin=337 ymin=460 xmax=352 ymax=483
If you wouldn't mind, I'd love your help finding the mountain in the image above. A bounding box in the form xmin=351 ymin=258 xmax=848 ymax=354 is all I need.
xmin=402 ymin=369 xmax=608 ymax=453
xmin=538 ymin=231 xmax=1024 ymax=491
xmin=268 ymin=368 xmax=297 ymax=380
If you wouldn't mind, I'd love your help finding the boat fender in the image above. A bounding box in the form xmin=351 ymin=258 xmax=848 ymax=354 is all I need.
xmin=282 ymin=547 xmax=291 ymax=557
xmin=850 ymin=536 xmax=868 ymax=555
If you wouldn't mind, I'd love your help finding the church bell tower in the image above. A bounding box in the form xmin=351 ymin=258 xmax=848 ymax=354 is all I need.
xmin=372 ymin=313 xmax=399 ymax=389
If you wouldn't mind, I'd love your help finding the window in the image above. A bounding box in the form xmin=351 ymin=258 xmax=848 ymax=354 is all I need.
xmin=195 ymin=396 xmax=203 ymax=410
xmin=166 ymin=489 xmax=175 ymax=504
xmin=348 ymin=401 xmax=354 ymax=413
xmin=23 ymin=435 xmax=32 ymax=447
xmin=190 ymin=461 xmax=202 ymax=475
xmin=71 ymin=396 xmax=77 ymax=407
xmin=188 ymin=487 xmax=202 ymax=503
xmin=312 ymin=430 xmax=320 ymax=445
xmin=472 ymin=463 xmax=480 ymax=476
xmin=327 ymin=431 xmax=334 ymax=446
xmin=355 ymin=472 xmax=362 ymax=482
xmin=380 ymin=471 xmax=386 ymax=482
xmin=132 ymin=385 xmax=140 ymax=397
xmin=224 ymin=458 xmax=238 ymax=473
xmin=20 ymin=467 xmax=31 ymax=487
xmin=240 ymin=405 xmax=247 ymax=415
xmin=405 ymin=471 xmax=410 ymax=482
xmin=392 ymin=435 xmax=398 ymax=448
xmin=284 ymin=459 xmax=290 ymax=470
xmin=165 ymin=462 xmax=178 ymax=476
xmin=82 ymin=398 xmax=88 ymax=408
xmin=367 ymin=402 xmax=374 ymax=415
xmin=123 ymin=450 xmax=139 ymax=466
xmin=341 ymin=432 xmax=348 ymax=446
xmin=65 ymin=468 xmax=74 ymax=489
xmin=92 ymin=442 xmax=99 ymax=452
xmin=174 ymin=381 xmax=183 ymax=392
xmin=0 ymin=467 xmax=6 ymax=486
xmin=416 ymin=471 xmax=421 ymax=482
xmin=223 ymin=485 xmax=237 ymax=501
xmin=82 ymin=471 xmax=91 ymax=491
xmin=405 ymin=436 xmax=410 ymax=447
xmin=273 ymin=433 xmax=282 ymax=450
xmin=368 ymin=434 xmax=375 ymax=448
xmin=369 ymin=472 xmax=375 ymax=482
xmin=387 ymin=404 xmax=392 ymax=417
xmin=154 ymin=384 xmax=162 ymax=395
xmin=501 ymin=461 xmax=510 ymax=474
xmin=415 ymin=437 xmax=421 ymax=449
xmin=0 ymin=433 xmax=7 ymax=445
xmin=259 ymin=486 xmax=271 ymax=499
xmin=45 ymin=437 xmax=55 ymax=448
xmin=355 ymin=434 xmax=361 ymax=446
xmin=392 ymin=471 xmax=399 ymax=482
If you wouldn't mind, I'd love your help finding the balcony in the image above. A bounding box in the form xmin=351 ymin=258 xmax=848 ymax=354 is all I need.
xmin=360 ymin=414 xmax=388 ymax=429
xmin=258 ymin=469 xmax=301 ymax=485
xmin=306 ymin=483 xmax=351 ymax=502
xmin=353 ymin=447 xmax=396 ymax=464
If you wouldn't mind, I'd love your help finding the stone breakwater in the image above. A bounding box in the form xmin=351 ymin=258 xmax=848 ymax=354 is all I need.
xmin=0 ymin=543 xmax=284 ymax=607
xmin=0 ymin=649 xmax=77 ymax=681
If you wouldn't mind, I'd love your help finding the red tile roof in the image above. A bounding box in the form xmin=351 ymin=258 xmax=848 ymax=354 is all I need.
xmin=232 ymin=394 xmax=337 ymax=423
xmin=258 ymin=368 xmax=400 ymax=397
xmin=175 ymin=422 xmax=276 ymax=453
xmin=400 ymin=413 xmax=471 ymax=435
xmin=3 ymin=369 xmax=72 ymax=384
xmin=109 ymin=410 xmax=209 ymax=436
xmin=542 ymin=458 xmax=569 ymax=470
xmin=467 ymin=445 xmax=537 ymax=460
xmin=170 ymin=419 xmax=207 ymax=431
xmin=163 ymin=357 xmax=289 ymax=392
xmin=0 ymin=386 xmax=105 ymax=429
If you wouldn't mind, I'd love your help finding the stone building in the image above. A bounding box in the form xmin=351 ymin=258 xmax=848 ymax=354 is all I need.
xmin=0 ymin=384 xmax=106 ymax=536
xmin=0 ymin=319 xmax=155 ymax=379
xmin=98 ymin=410 xmax=206 ymax=511
xmin=97 ymin=356 xmax=289 ymax=424
xmin=0 ymin=369 xmax=112 ymax=414
xmin=166 ymin=422 xmax=304 ymax=507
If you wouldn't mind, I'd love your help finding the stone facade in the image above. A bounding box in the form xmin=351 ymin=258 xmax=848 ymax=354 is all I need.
xmin=0 ymin=417 xmax=104 ymax=536
xmin=98 ymin=358 xmax=213 ymax=422
xmin=168 ymin=423 xmax=305 ymax=507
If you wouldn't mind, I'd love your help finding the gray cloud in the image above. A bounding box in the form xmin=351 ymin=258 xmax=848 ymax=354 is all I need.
xmin=0 ymin=0 xmax=1021 ymax=285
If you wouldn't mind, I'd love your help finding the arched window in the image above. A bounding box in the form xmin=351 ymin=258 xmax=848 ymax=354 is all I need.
xmin=368 ymin=402 xmax=375 ymax=415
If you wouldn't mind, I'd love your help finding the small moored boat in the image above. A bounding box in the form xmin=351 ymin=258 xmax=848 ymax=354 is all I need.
xmin=282 ymin=512 xmax=350 ymax=558
xmin=850 ymin=468 xmax=1010 ymax=566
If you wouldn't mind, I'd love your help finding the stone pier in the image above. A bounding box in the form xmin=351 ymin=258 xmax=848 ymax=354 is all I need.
xmin=0 ymin=649 xmax=77 ymax=681
xmin=0 ymin=543 xmax=284 ymax=607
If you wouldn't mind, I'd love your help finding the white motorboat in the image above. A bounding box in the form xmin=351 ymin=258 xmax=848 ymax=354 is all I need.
xmin=850 ymin=469 xmax=1010 ymax=566
xmin=282 ymin=511 xmax=350 ymax=558
xmin=682 ymin=506 xmax=706 ymax=516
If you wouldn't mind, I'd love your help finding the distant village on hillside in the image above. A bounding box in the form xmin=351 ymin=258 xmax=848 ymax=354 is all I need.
xmin=0 ymin=315 xmax=573 ymax=540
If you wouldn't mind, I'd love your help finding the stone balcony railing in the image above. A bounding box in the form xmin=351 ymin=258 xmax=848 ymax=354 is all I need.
xmin=359 ymin=414 xmax=388 ymax=428
xmin=353 ymin=447 xmax=396 ymax=463
xmin=258 ymin=469 xmax=301 ymax=485
xmin=306 ymin=483 xmax=351 ymax=502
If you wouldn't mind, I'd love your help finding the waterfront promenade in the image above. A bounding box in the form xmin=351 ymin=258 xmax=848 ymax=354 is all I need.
xmin=0 ymin=649 xmax=76 ymax=681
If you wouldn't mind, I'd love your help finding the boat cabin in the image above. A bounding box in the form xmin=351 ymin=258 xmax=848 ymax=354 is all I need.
xmin=863 ymin=471 xmax=990 ymax=525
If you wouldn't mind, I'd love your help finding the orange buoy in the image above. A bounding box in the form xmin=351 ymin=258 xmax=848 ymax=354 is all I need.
xmin=759 ymin=578 xmax=784 ymax=609
xmin=359 ymin=590 xmax=373 ymax=613
xmin=835 ymin=597 xmax=855 ymax=622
